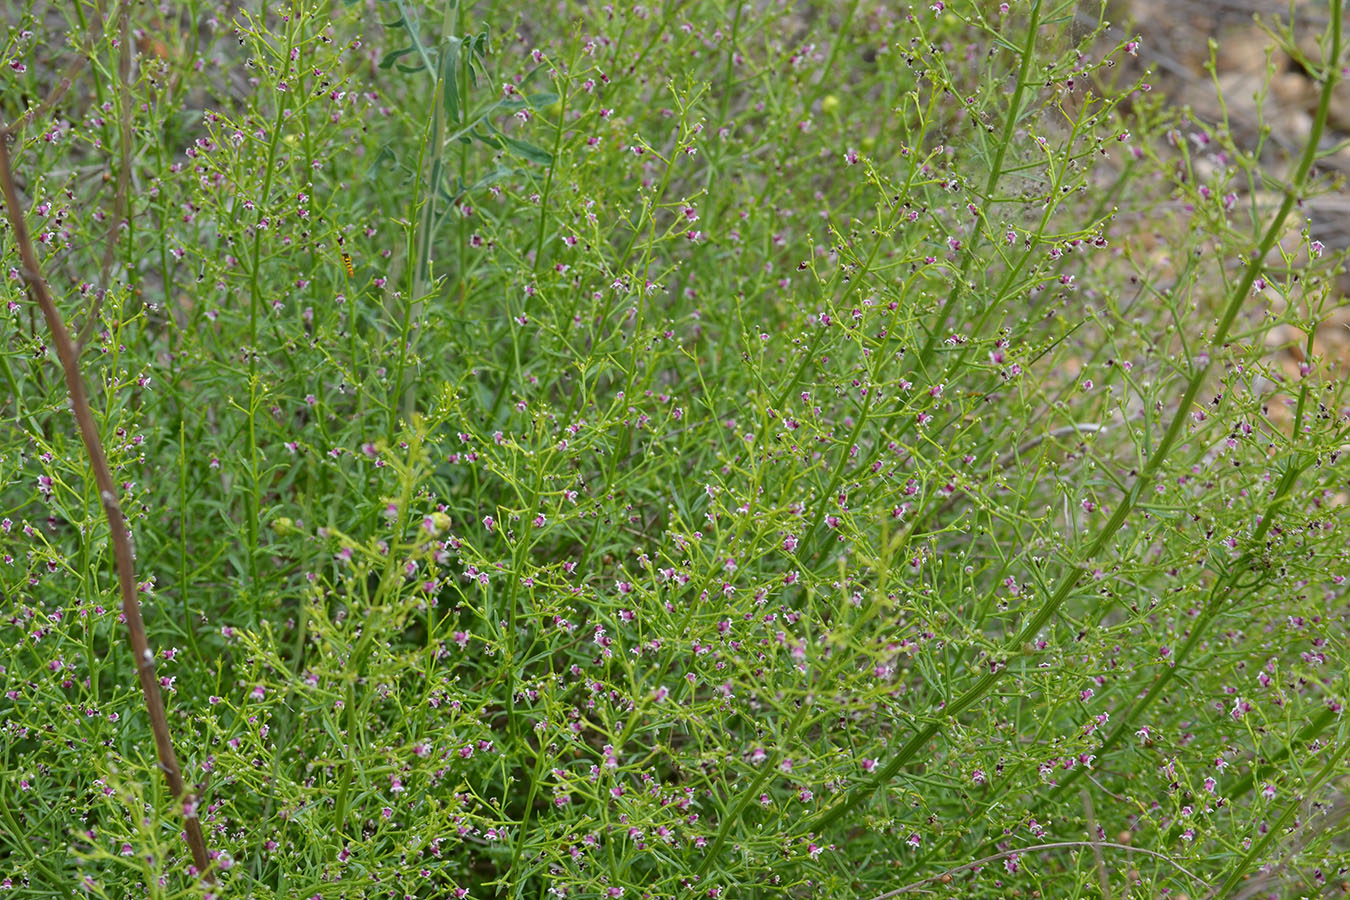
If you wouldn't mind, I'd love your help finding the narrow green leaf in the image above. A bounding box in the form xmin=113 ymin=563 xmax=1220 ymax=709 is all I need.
xmin=437 ymin=176 xmax=465 ymax=204
xmin=496 ymin=93 xmax=559 ymax=113
xmin=468 ymin=166 xmax=517 ymax=191
xmin=472 ymin=28 xmax=491 ymax=58
xmin=472 ymin=126 xmax=502 ymax=150
xmin=364 ymin=144 xmax=399 ymax=181
xmin=438 ymin=40 xmax=461 ymax=126
xmin=499 ymin=134 xmax=552 ymax=166
xmin=479 ymin=121 xmax=551 ymax=166
xmin=464 ymin=29 xmax=491 ymax=87
xmin=378 ymin=46 xmax=416 ymax=70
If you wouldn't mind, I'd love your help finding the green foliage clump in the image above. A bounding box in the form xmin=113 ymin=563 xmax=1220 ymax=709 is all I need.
xmin=1 ymin=0 xmax=1347 ymax=898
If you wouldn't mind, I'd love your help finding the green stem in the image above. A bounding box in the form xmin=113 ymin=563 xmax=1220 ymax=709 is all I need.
xmin=531 ymin=80 xmax=569 ymax=270
xmin=693 ymin=692 xmax=814 ymax=881
xmin=244 ymin=18 xmax=298 ymax=594
xmin=333 ymin=428 xmax=425 ymax=836
xmin=505 ymin=726 xmax=551 ymax=894
xmin=717 ymin=1 xmax=744 ymax=127
xmin=1211 ymin=734 xmax=1350 ymax=898
xmin=915 ymin=0 xmax=1042 ymax=374
xmin=808 ymin=0 xmax=1341 ymax=835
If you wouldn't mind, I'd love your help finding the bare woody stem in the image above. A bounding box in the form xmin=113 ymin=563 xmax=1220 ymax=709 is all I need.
xmin=0 ymin=131 xmax=214 ymax=884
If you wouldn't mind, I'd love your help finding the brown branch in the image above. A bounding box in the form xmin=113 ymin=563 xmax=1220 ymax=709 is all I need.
xmin=0 ymin=131 xmax=214 ymax=884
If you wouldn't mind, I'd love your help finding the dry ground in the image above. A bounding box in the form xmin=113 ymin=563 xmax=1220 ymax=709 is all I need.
xmin=1114 ymin=0 xmax=1350 ymax=373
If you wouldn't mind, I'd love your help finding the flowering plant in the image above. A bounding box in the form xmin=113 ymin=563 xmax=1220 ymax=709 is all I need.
xmin=1 ymin=0 xmax=1346 ymax=897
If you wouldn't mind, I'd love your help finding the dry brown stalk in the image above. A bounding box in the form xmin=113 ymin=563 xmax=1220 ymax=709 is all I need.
xmin=0 ymin=123 xmax=215 ymax=885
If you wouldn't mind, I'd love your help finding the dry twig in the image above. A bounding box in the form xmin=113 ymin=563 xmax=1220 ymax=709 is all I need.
xmin=0 ymin=114 xmax=214 ymax=889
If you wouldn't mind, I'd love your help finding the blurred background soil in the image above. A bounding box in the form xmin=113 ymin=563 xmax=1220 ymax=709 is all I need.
xmin=1102 ymin=0 xmax=1350 ymax=377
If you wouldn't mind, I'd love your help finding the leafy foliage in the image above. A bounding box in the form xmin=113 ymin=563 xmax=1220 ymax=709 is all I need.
xmin=1 ymin=0 xmax=1347 ymax=898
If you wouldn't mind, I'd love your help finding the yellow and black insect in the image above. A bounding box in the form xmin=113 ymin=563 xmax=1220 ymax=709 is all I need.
xmin=338 ymin=251 xmax=355 ymax=278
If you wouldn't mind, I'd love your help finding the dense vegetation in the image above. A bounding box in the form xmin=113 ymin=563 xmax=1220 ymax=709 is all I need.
xmin=1 ymin=0 xmax=1347 ymax=897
